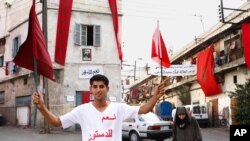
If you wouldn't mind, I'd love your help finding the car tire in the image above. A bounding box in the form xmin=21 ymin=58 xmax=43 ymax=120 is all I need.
xmin=129 ymin=131 xmax=140 ymax=141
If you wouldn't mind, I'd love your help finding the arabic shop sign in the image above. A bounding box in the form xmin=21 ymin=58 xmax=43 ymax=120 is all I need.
xmin=150 ymin=65 xmax=196 ymax=76
xmin=79 ymin=66 xmax=104 ymax=79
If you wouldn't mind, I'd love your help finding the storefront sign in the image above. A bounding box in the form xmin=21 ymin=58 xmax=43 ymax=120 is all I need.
xmin=79 ymin=66 xmax=104 ymax=79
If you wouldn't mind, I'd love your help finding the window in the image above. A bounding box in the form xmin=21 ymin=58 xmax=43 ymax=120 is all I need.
xmin=0 ymin=91 xmax=4 ymax=104
xmin=23 ymin=78 xmax=28 ymax=85
xmin=16 ymin=95 xmax=31 ymax=107
xmin=193 ymin=106 xmax=201 ymax=114
xmin=201 ymin=106 xmax=207 ymax=114
xmin=124 ymin=118 xmax=135 ymax=123
xmin=0 ymin=56 xmax=3 ymax=67
xmin=74 ymin=23 xmax=101 ymax=47
xmin=233 ymin=75 xmax=237 ymax=84
xmin=12 ymin=36 xmax=21 ymax=58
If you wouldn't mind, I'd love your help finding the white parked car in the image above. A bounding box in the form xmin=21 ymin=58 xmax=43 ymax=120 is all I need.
xmin=122 ymin=112 xmax=172 ymax=141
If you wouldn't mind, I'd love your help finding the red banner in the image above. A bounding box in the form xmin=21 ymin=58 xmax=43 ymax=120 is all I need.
xmin=151 ymin=22 xmax=170 ymax=68
xmin=13 ymin=0 xmax=54 ymax=81
xmin=108 ymin=0 xmax=123 ymax=61
xmin=242 ymin=23 xmax=250 ymax=70
xmin=197 ymin=46 xmax=221 ymax=96
xmin=55 ymin=0 xmax=73 ymax=65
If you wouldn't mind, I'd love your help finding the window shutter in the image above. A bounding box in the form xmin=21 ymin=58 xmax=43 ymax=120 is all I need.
xmin=74 ymin=23 xmax=81 ymax=46
xmin=0 ymin=56 xmax=3 ymax=67
xmin=12 ymin=37 xmax=18 ymax=58
xmin=81 ymin=25 xmax=87 ymax=46
xmin=18 ymin=35 xmax=21 ymax=49
xmin=94 ymin=25 xmax=101 ymax=47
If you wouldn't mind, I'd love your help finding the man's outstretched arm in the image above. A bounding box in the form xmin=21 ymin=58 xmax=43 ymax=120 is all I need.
xmin=138 ymin=83 xmax=165 ymax=114
xmin=32 ymin=92 xmax=62 ymax=127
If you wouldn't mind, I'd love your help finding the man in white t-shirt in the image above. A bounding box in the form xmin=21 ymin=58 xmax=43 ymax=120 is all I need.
xmin=33 ymin=74 xmax=165 ymax=141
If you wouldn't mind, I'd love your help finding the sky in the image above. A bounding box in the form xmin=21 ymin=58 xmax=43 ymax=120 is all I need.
xmin=121 ymin=0 xmax=247 ymax=66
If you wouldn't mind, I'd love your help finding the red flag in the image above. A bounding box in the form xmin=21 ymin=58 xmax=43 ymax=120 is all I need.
xmin=13 ymin=0 xmax=54 ymax=81
xmin=5 ymin=62 xmax=9 ymax=76
xmin=242 ymin=23 xmax=250 ymax=70
xmin=54 ymin=0 xmax=73 ymax=65
xmin=151 ymin=23 xmax=170 ymax=68
xmin=197 ymin=46 xmax=221 ymax=96
xmin=131 ymin=87 xmax=139 ymax=99
xmin=108 ymin=0 xmax=123 ymax=61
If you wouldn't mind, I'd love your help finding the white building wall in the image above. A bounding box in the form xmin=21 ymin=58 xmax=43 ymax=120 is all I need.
xmin=190 ymin=82 xmax=206 ymax=104
xmin=0 ymin=0 xmax=122 ymax=117
xmin=46 ymin=0 xmax=122 ymax=103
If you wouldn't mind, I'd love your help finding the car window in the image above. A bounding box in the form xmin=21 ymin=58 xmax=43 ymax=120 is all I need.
xmin=193 ymin=106 xmax=201 ymax=114
xmin=201 ymin=106 xmax=206 ymax=113
xmin=141 ymin=112 xmax=161 ymax=121
xmin=124 ymin=118 xmax=135 ymax=122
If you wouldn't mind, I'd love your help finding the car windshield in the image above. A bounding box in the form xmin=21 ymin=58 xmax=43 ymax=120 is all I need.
xmin=139 ymin=112 xmax=161 ymax=122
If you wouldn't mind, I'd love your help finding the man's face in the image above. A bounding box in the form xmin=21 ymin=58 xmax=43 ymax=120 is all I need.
xmin=90 ymin=81 xmax=109 ymax=101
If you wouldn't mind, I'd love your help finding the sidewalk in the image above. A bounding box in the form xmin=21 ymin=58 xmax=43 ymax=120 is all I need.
xmin=0 ymin=125 xmax=229 ymax=141
xmin=0 ymin=126 xmax=81 ymax=141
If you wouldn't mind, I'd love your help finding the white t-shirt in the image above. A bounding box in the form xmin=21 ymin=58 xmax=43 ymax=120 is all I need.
xmin=60 ymin=102 xmax=139 ymax=141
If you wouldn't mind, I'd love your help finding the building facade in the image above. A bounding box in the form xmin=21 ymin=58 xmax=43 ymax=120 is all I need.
xmin=0 ymin=0 xmax=123 ymax=129
xmin=164 ymin=2 xmax=250 ymax=126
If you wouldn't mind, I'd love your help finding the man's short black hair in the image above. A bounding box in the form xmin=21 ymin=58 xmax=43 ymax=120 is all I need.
xmin=90 ymin=74 xmax=109 ymax=86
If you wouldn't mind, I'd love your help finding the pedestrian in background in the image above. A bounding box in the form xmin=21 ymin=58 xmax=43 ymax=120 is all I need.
xmin=33 ymin=74 xmax=165 ymax=141
xmin=172 ymin=106 xmax=203 ymax=141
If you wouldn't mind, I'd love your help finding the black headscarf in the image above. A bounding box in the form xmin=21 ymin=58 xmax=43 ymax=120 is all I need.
xmin=174 ymin=106 xmax=191 ymax=129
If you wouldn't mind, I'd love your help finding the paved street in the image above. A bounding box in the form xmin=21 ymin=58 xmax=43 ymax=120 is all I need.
xmin=0 ymin=126 xmax=229 ymax=141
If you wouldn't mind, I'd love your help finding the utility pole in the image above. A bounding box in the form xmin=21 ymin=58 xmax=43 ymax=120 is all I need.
xmin=218 ymin=0 xmax=247 ymax=24
xmin=134 ymin=60 xmax=136 ymax=81
xmin=41 ymin=0 xmax=50 ymax=134
xmin=194 ymin=14 xmax=205 ymax=33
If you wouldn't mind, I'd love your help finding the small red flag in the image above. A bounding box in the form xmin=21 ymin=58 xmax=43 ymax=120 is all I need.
xmin=131 ymin=87 xmax=139 ymax=99
xmin=5 ymin=62 xmax=9 ymax=76
xmin=13 ymin=0 xmax=54 ymax=81
xmin=151 ymin=23 xmax=170 ymax=68
xmin=242 ymin=23 xmax=250 ymax=70
xmin=108 ymin=0 xmax=123 ymax=61
xmin=197 ymin=46 xmax=221 ymax=96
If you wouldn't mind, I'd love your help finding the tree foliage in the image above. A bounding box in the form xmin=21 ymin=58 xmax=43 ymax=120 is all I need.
xmin=176 ymin=85 xmax=191 ymax=105
xmin=230 ymin=79 xmax=250 ymax=124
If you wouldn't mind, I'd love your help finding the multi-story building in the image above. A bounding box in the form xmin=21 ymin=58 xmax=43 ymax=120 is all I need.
xmin=164 ymin=2 xmax=250 ymax=125
xmin=0 ymin=0 xmax=122 ymax=129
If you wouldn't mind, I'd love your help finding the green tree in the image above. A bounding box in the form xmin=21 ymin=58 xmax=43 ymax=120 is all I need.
xmin=230 ymin=79 xmax=250 ymax=124
xmin=175 ymin=85 xmax=191 ymax=105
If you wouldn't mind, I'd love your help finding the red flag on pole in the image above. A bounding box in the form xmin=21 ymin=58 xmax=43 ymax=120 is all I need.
xmin=54 ymin=0 xmax=73 ymax=65
xmin=131 ymin=87 xmax=139 ymax=99
xmin=5 ymin=62 xmax=9 ymax=76
xmin=197 ymin=46 xmax=221 ymax=96
xmin=108 ymin=0 xmax=123 ymax=61
xmin=151 ymin=22 xmax=170 ymax=68
xmin=241 ymin=23 xmax=250 ymax=70
xmin=13 ymin=0 xmax=54 ymax=81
